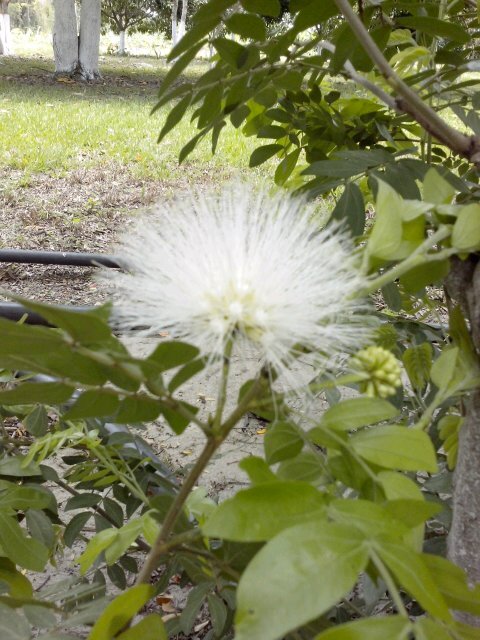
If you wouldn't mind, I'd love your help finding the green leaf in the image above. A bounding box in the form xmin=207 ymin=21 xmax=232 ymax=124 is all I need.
xmin=225 ymin=12 xmax=266 ymax=40
xmin=376 ymin=543 xmax=451 ymax=621
xmin=26 ymin=509 xmax=55 ymax=550
xmin=0 ymin=455 xmax=41 ymax=477
xmin=0 ymin=484 xmax=52 ymax=510
xmin=238 ymin=456 xmax=278 ymax=483
xmin=328 ymin=499 xmax=409 ymax=539
xmin=0 ymin=382 xmax=74 ymax=406
xmin=65 ymin=493 xmax=102 ymax=511
xmin=235 ymin=523 xmax=368 ymax=640
xmin=350 ymin=425 xmax=438 ymax=472
xmin=116 ymin=395 xmax=161 ymax=423
xmin=331 ymin=183 xmax=365 ymax=237
xmin=156 ymin=40 xmax=204 ymax=103
xmin=158 ymin=94 xmax=192 ymax=143
xmin=320 ymin=397 xmax=399 ymax=431
xmin=0 ymin=602 xmax=31 ymax=640
xmin=368 ymin=180 xmax=403 ymax=260
xmin=240 ymin=0 xmax=281 ymax=17
xmin=382 ymin=281 xmax=402 ymax=312
xmin=0 ymin=319 xmax=107 ymax=385
xmin=293 ymin=0 xmax=338 ymax=30
xmin=9 ymin=296 xmax=115 ymax=344
xmin=0 ymin=558 xmax=33 ymax=599
xmin=314 ymin=616 xmax=411 ymax=640
xmin=88 ymin=585 xmax=155 ymax=640
xmin=202 ymin=482 xmax=326 ymax=541
xmin=212 ymin=38 xmax=248 ymax=68
xmin=160 ymin=400 xmax=198 ymax=434
xmin=0 ymin=512 xmax=48 ymax=571
xmin=276 ymin=451 xmax=325 ymax=482
xmin=146 ymin=342 xmax=199 ymax=373
xmin=264 ymin=421 xmax=303 ymax=464
xmin=396 ymin=16 xmax=470 ymax=43
xmin=117 ymin=614 xmax=167 ymax=640
xmin=23 ymin=604 xmax=57 ymax=629
xmin=78 ymin=528 xmax=117 ymax=574
xmin=168 ymin=358 xmax=205 ymax=392
xmin=24 ymin=405 xmax=48 ymax=436
xmin=249 ymin=143 xmax=283 ymax=168
xmin=413 ymin=617 xmax=452 ymax=640
xmin=64 ymin=512 xmax=92 ymax=548
xmin=431 ymin=347 xmax=459 ymax=392
xmin=452 ymin=203 xmax=480 ymax=252
xmin=207 ymin=593 xmax=228 ymax=637
xmin=179 ymin=583 xmax=213 ymax=635
xmin=104 ymin=519 xmax=144 ymax=566
xmin=400 ymin=260 xmax=450 ymax=294
xmin=423 ymin=168 xmax=456 ymax=205
xmin=64 ymin=389 xmax=120 ymax=420
xmin=403 ymin=343 xmax=433 ymax=391
xmin=274 ymin=148 xmax=301 ymax=186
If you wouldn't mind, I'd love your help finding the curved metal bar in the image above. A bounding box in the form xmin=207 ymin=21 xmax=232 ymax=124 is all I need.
xmin=0 ymin=249 xmax=121 ymax=268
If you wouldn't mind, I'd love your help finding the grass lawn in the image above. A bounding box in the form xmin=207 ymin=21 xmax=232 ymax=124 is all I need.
xmin=0 ymin=54 xmax=258 ymax=182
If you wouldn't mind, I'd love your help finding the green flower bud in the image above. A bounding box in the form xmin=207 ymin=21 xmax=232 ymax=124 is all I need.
xmin=350 ymin=346 xmax=402 ymax=398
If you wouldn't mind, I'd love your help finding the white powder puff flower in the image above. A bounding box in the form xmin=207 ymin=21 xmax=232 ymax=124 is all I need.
xmin=106 ymin=184 xmax=371 ymax=385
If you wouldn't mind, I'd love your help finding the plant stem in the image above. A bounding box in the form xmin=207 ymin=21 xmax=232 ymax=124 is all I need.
xmin=136 ymin=436 xmax=221 ymax=584
xmin=135 ymin=371 xmax=267 ymax=585
xmin=213 ymin=339 xmax=233 ymax=433
xmin=370 ymin=549 xmax=409 ymax=618
xmin=332 ymin=0 xmax=480 ymax=166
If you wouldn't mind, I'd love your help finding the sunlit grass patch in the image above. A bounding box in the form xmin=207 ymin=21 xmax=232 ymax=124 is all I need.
xmin=0 ymin=56 xmax=258 ymax=183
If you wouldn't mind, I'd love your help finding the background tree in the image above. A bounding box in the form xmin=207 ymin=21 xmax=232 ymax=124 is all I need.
xmin=9 ymin=0 xmax=53 ymax=33
xmin=101 ymin=0 xmax=161 ymax=55
xmin=52 ymin=0 xmax=101 ymax=80
xmin=0 ymin=0 xmax=12 ymax=55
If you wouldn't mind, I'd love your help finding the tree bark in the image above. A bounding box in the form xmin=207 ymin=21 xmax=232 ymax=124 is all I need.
xmin=171 ymin=0 xmax=179 ymax=46
xmin=178 ymin=0 xmax=188 ymax=42
xmin=52 ymin=0 xmax=78 ymax=75
xmin=78 ymin=0 xmax=101 ymax=80
xmin=118 ymin=29 xmax=126 ymax=55
xmin=446 ymin=256 xmax=480 ymax=626
xmin=0 ymin=0 xmax=11 ymax=56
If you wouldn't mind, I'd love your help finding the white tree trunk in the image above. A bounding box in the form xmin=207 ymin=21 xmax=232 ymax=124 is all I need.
xmin=118 ymin=29 xmax=126 ymax=55
xmin=0 ymin=0 xmax=12 ymax=56
xmin=52 ymin=0 xmax=78 ymax=75
xmin=171 ymin=0 xmax=179 ymax=46
xmin=78 ymin=0 xmax=101 ymax=80
xmin=178 ymin=0 xmax=188 ymax=41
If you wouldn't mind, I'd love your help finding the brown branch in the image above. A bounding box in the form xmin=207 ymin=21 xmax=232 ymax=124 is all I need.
xmin=333 ymin=0 xmax=480 ymax=167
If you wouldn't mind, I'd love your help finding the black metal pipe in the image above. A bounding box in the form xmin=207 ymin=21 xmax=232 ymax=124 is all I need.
xmin=0 ymin=249 xmax=121 ymax=268
xmin=0 ymin=302 xmax=96 ymax=326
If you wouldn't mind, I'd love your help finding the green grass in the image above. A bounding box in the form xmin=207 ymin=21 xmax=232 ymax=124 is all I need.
xmin=0 ymin=54 xmax=259 ymax=183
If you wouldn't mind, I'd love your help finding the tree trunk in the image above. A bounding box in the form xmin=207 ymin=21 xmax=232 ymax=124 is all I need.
xmin=78 ymin=0 xmax=101 ymax=80
xmin=0 ymin=0 xmax=11 ymax=56
xmin=118 ymin=29 xmax=126 ymax=55
xmin=171 ymin=0 xmax=179 ymax=46
xmin=178 ymin=0 xmax=188 ymax=42
xmin=52 ymin=0 xmax=78 ymax=75
xmin=446 ymin=256 xmax=480 ymax=626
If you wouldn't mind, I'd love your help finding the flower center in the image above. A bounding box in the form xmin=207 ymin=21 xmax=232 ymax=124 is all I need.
xmin=205 ymin=280 xmax=268 ymax=342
